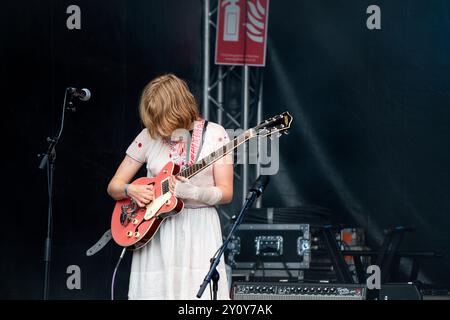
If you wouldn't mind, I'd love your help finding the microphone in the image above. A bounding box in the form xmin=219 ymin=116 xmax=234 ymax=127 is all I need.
xmin=67 ymin=87 xmax=91 ymax=101
xmin=246 ymin=175 xmax=270 ymax=199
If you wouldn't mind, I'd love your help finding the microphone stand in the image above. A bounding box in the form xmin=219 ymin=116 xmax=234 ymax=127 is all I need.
xmin=197 ymin=176 xmax=269 ymax=299
xmin=38 ymin=88 xmax=76 ymax=300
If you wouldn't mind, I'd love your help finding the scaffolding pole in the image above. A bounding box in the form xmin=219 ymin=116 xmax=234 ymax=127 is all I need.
xmin=217 ymin=66 xmax=224 ymax=125
xmin=202 ymin=0 xmax=210 ymax=120
xmin=242 ymin=66 xmax=250 ymax=204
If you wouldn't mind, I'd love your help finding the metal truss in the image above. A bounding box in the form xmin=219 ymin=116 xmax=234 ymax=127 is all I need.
xmin=202 ymin=0 xmax=265 ymax=221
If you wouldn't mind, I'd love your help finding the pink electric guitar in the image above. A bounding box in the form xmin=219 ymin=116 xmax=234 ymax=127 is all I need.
xmin=111 ymin=111 xmax=293 ymax=249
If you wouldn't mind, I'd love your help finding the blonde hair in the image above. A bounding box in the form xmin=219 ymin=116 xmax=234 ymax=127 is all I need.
xmin=139 ymin=74 xmax=200 ymax=138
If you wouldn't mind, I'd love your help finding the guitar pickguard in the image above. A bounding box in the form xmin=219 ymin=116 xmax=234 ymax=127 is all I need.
xmin=144 ymin=192 xmax=173 ymax=220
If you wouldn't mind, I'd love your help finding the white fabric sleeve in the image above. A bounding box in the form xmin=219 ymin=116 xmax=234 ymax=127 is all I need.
xmin=126 ymin=128 xmax=151 ymax=163
xmin=174 ymin=177 xmax=223 ymax=206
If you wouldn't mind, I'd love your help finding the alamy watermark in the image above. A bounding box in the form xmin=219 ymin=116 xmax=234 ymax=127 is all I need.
xmin=171 ymin=127 xmax=281 ymax=175
xmin=66 ymin=5 xmax=81 ymax=30
xmin=65 ymin=4 xmax=380 ymax=31
xmin=66 ymin=264 xmax=382 ymax=292
xmin=367 ymin=5 xmax=381 ymax=30
xmin=66 ymin=265 xmax=81 ymax=290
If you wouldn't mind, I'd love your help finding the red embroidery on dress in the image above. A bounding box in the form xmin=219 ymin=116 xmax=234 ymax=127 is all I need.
xmin=138 ymin=143 xmax=142 ymax=148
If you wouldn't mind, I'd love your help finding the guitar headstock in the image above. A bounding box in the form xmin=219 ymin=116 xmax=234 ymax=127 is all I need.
xmin=253 ymin=111 xmax=293 ymax=138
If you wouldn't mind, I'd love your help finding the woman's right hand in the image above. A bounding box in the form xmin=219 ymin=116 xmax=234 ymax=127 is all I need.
xmin=127 ymin=184 xmax=154 ymax=207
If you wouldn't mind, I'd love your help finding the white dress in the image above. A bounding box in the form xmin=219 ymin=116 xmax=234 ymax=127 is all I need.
xmin=125 ymin=121 xmax=231 ymax=300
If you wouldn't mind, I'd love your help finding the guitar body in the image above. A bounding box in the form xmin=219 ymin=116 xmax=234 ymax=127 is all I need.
xmin=111 ymin=162 xmax=184 ymax=250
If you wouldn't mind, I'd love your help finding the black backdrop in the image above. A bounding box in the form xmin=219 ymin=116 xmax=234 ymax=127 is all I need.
xmin=1 ymin=0 xmax=450 ymax=299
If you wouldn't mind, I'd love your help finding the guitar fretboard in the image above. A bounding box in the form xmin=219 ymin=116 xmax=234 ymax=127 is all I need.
xmin=177 ymin=130 xmax=251 ymax=179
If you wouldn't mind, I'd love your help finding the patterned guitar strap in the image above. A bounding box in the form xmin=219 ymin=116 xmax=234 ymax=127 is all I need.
xmin=185 ymin=119 xmax=209 ymax=169
xmin=86 ymin=120 xmax=209 ymax=256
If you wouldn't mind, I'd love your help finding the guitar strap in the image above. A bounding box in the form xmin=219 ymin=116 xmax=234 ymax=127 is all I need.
xmin=86 ymin=229 xmax=112 ymax=256
xmin=86 ymin=120 xmax=209 ymax=256
xmin=184 ymin=119 xmax=208 ymax=168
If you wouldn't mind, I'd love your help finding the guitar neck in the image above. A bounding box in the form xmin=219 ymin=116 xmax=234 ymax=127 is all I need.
xmin=177 ymin=130 xmax=252 ymax=179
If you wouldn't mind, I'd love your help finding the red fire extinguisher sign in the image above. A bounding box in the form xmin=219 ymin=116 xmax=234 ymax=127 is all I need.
xmin=215 ymin=0 xmax=270 ymax=66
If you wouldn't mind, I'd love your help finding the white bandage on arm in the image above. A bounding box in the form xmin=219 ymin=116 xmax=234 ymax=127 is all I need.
xmin=174 ymin=178 xmax=223 ymax=206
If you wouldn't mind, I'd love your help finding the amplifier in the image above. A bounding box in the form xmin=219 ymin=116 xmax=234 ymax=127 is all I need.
xmin=232 ymin=282 xmax=366 ymax=300
xmin=228 ymin=224 xmax=312 ymax=270
xmin=228 ymin=224 xmax=340 ymax=282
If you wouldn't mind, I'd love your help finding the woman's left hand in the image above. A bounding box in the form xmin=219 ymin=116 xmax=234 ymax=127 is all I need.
xmin=169 ymin=175 xmax=188 ymax=194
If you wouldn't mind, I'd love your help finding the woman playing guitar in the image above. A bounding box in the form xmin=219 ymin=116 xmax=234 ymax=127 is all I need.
xmin=107 ymin=74 xmax=233 ymax=299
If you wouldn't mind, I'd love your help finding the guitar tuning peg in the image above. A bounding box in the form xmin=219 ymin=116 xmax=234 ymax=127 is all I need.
xmin=283 ymin=130 xmax=289 ymax=135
